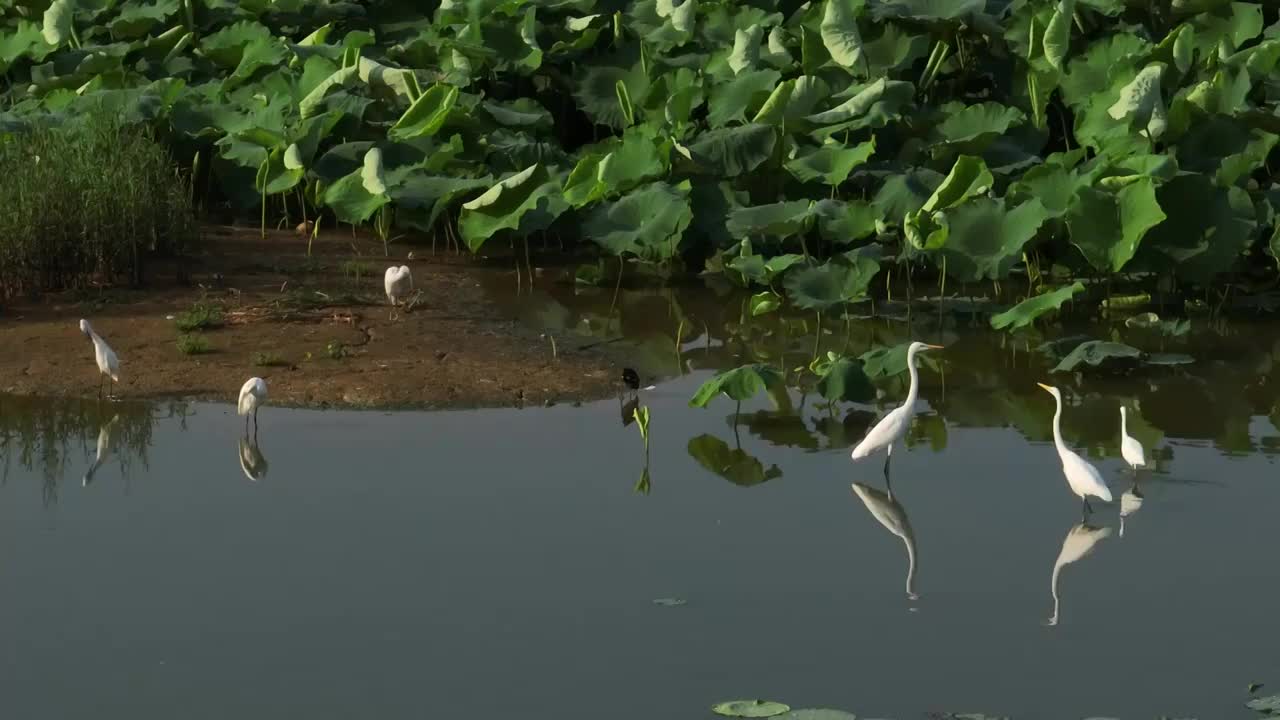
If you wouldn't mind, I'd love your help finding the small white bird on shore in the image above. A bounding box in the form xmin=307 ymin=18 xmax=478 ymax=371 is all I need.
xmin=1119 ymin=406 xmax=1146 ymax=473
xmin=238 ymin=377 xmax=268 ymax=434
xmin=1037 ymin=382 xmax=1113 ymax=518
xmin=850 ymin=341 xmax=943 ymax=480
xmin=80 ymin=319 xmax=120 ymax=401
xmin=384 ymin=265 xmax=413 ymax=320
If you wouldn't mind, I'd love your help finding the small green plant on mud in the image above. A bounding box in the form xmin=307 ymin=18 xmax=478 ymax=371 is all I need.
xmin=251 ymin=351 xmax=288 ymax=367
xmin=340 ymin=260 xmax=376 ymax=285
xmin=176 ymin=334 xmax=211 ymax=355
xmin=174 ymin=302 xmax=224 ymax=331
xmin=326 ymin=341 xmax=346 ymax=360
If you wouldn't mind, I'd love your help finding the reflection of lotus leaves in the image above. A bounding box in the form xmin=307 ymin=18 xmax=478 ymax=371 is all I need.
xmin=687 ymin=434 xmax=783 ymax=486
xmin=735 ymin=410 xmax=818 ymax=450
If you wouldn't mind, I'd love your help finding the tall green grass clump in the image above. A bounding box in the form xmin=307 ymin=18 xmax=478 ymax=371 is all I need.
xmin=0 ymin=111 xmax=196 ymax=298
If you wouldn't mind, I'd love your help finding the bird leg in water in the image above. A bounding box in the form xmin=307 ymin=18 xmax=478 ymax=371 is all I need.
xmin=883 ymin=443 xmax=893 ymax=480
xmin=98 ymin=375 xmax=104 ymax=402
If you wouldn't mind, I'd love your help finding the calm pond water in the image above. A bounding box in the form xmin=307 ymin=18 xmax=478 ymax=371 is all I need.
xmin=3 ymin=283 xmax=1279 ymax=720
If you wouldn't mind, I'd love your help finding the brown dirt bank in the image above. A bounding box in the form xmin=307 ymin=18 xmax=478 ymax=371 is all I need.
xmin=0 ymin=226 xmax=621 ymax=410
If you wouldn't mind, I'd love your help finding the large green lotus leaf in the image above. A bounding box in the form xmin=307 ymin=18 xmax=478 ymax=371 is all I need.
xmin=42 ymin=0 xmax=74 ymax=47
xmin=922 ymin=154 xmax=992 ymax=212
xmin=1187 ymin=1 xmax=1263 ymax=58
xmin=868 ymin=169 xmax=942 ymax=226
xmin=1 ymin=21 xmax=51 ymax=73
xmin=862 ymin=22 xmax=928 ymax=73
xmin=707 ymin=68 xmax=781 ymax=127
xmin=687 ymin=434 xmax=783 ymax=486
xmin=681 ymin=123 xmax=776 ymax=176
xmin=388 ymin=84 xmax=458 ymax=140
xmin=581 ymin=181 xmax=692 ymax=261
xmin=1066 ymin=179 xmax=1166 ymax=273
xmin=730 ymin=252 xmax=805 ymax=285
xmin=820 ymin=0 xmax=867 ymax=72
xmin=814 ymin=199 xmax=878 ymax=244
xmin=990 ymin=282 xmax=1085 ymax=331
xmin=859 ymin=342 xmax=937 ymax=379
xmin=108 ymin=0 xmax=178 ymax=39
xmin=357 ymin=56 xmax=421 ymax=105
xmin=690 ymin=365 xmax=783 ymax=406
xmin=1042 ymin=0 xmax=1074 ymax=71
xmin=362 ymin=148 xmax=387 ymax=195
xmin=255 ymin=148 xmax=304 ymax=195
xmin=729 ymin=24 xmax=764 ymax=74
xmin=575 ymin=60 xmax=650 ymax=128
xmin=936 ymin=198 xmax=1051 ymax=282
xmin=868 ymin=0 xmax=985 ymax=21
xmin=392 ymin=175 xmax=494 ymax=230
xmin=224 ymin=37 xmax=288 ymax=90
xmin=322 ymin=170 xmax=390 ymax=224
xmin=1008 ymin=162 xmax=1090 ymax=217
xmin=458 ymin=164 xmax=553 ymax=250
xmin=598 ymin=126 xmax=667 ymax=193
xmin=201 ymin=20 xmax=272 ymax=68
xmin=1060 ymin=32 xmax=1149 ymax=106
xmin=1143 ymin=173 xmax=1257 ymax=282
xmin=784 ymin=137 xmax=876 ymax=186
xmin=481 ymin=97 xmax=553 ymax=129
xmin=933 ymin=102 xmax=1025 ymax=147
xmin=1052 ymin=340 xmax=1142 ymax=373
xmin=816 ymin=356 xmax=876 ymax=402
xmin=727 ymin=200 xmax=814 ymax=238
xmin=299 ymin=64 xmax=358 ymax=118
xmin=783 ymin=256 xmax=880 ymax=310
xmin=1107 ymin=62 xmax=1167 ymax=139
xmin=805 ymin=77 xmax=913 ymax=126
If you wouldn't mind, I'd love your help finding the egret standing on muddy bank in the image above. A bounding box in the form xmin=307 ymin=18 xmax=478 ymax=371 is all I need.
xmin=850 ymin=341 xmax=943 ymax=479
xmin=384 ymin=265 xmax=413 ymax=320
xmin=80 ymin=319 xmax=120 ymax=401
xmin=238 ymin=377 xmax=268 ymax=435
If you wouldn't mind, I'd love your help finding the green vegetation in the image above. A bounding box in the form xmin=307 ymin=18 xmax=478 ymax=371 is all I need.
xmin=325 ymin=341 xmax=346 ymax=360
xmin=174 ymin=301 xmax=224 ymax=331
xmin=1 ymin=1 xmax=1279 ymax=323
xmin=251 ymin=351 xmax=288 ymax=367
xmin=0 ymin=110 xmax=195 ymax=298
xmin=175 ymin=333 xmax=211 ymax=355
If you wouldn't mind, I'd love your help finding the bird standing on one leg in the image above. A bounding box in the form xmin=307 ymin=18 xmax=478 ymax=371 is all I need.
xmin=850 ymin=341 xmax=944 ymax=482
xmin=238 ymin=377 xmax=268 ymax=436
xmin=384 ymin=265 xmax=413 ymax=320
xmin=1119 ymin=406 xmax=1146 ymax=474
xmin=79 ymin=319 xmax=120 ymax=401
xmin=1037 ymin=382 xmax=1113 ymax=519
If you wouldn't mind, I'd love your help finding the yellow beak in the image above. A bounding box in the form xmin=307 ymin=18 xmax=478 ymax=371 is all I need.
xmin=1036 ymin=382 xmax=1054 ymax=392
xmin=922 ymin=343 xmax=944 ymax=350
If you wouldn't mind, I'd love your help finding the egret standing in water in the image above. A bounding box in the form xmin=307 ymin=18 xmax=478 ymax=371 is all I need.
xmin=1037 ymin=382 xmax=1113 ymax=517
xmin=80 ymin=319 xmax=120 ymax=401
xmin=238 ymin=377 xmax=268 ymax=435
xmin=384 ymin=265 xmax=413 ymax=320
xmin=850 ymin=342 xmax=944 ymax=480
xmin=1119 ymin=406 xmax=1146 ymax=473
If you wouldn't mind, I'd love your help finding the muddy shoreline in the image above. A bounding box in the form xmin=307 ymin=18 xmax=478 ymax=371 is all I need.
xmin=0 ymin=227 xmax=624 ymax=411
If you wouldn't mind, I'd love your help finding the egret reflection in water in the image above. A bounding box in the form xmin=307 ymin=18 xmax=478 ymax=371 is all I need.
xmin=1047 ymin=523 xmax=1112 ymax=627
xmin=1119 ymin=482 xmax=1144 ymax=538
xmin=82 ymin=413 xmax=120 ymax=487
xmin=850 ymin=482 xmax=918 ymax=602
xmin=238 ymin=434 xmax=269 ymax=482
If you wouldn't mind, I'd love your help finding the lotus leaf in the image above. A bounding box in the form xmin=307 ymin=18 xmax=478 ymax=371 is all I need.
xmin=990 ymin=282 xmax=1085 ymax=331
xmin=689 ymin=364 xmax=783 ymax=407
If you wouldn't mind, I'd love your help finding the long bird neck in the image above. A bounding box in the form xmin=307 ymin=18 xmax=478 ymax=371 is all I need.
xmin=1052 ymin=395 xmax=1066 ymax=454
xmin=1121 ymin=410 xmax=1128 ymax=436
xmin=904 ymin=348 xmax=921 ymax=407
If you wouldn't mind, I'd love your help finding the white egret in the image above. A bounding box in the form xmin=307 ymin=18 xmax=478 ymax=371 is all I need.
xmin=850 ymin=341 xmax=944 ymax=478
xmin=80 ymin=319 xmax=120 ymax=400
xmin=83 ymin=413 xmax=120 ymax=487
xmin=1047 ymin=522 xmax=1112 ymax=626
xmin=1119 ymin=483 xmax=1144 ymax=538
xmin=851 ymin=482 xmax=918 ymax=601
xmin=238 ymin=435 xmax=269 ymax=482
xmin=384 ymin=265 xmax=413 ymax=320
xmin=238 ymin=377 xmax=268 ymax=434
xmin=1119 ymin=406 xmax=1146 ymax=472
xmin=1037 ymin=382 xmax=1113 ymax=517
